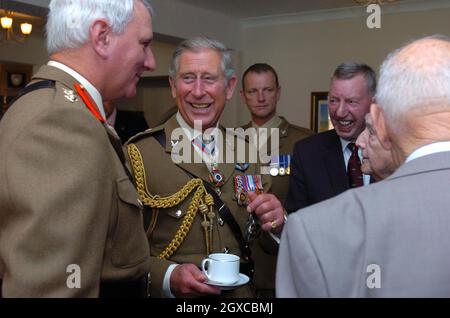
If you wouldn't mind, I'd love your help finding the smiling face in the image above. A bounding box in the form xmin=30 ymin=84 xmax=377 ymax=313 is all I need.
xmin=107 ymin=1 xmax=156 ymax=99
xmin=328 ymin=74 xmax=372 ymax=142
xmin=241 ymin=71 xmax=280 ymax=124
xmin=170 ymin=48 xmax=237 ymax=130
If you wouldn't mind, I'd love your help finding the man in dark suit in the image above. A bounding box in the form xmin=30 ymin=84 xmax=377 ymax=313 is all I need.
xmin=285 ymin=62 xmax=376 ymax=212
xmin=278 ymin=35 xmax=450 ymax=297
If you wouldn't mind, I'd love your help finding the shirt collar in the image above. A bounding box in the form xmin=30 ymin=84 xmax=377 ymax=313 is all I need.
xmin=406 ymin=141 xmax=450 ymax=163
xmin=47 ymin=60 xmax=105 ymax=120
xmin=252 ymin=114 xmax=282 ymax=129
xmin=340 ymin=137 xmax=353 ymax=153
xmin=176 ymin=112 xmax=219 ymax=142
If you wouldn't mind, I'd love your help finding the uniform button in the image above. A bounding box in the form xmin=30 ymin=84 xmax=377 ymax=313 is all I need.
xmin=218 ymin=218 xmax=224 ymax=226
xmin=175 ymin=210 xmax=182 ymax=218
xmin=223 ymin=247 xmax=229 ymax=253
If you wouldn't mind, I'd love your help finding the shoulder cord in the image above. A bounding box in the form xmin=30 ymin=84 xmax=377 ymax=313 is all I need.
xmin=127 ymin=143 xmax=214 ymax=260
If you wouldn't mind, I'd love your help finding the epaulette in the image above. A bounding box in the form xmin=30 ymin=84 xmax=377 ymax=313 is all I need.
xmin=126 ymin=125 xmax=163 ymax=144
xmin=289 ymin=123 xmax=315 ymax=135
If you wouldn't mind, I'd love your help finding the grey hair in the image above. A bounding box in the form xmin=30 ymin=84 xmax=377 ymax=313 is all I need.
xmin=376 ymin=35 xmax=450 ymax=125
xmin=46 ymin=0 xmax=153 ymax=55
xmin=332 ymin=62 xmax=377 ymax=97
xmin=168 ymin=36 xmax=235 ymax=84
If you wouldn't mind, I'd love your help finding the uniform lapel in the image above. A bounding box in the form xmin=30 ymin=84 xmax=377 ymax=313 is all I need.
xmin=165 ymin=117 xmax=213 ymax=183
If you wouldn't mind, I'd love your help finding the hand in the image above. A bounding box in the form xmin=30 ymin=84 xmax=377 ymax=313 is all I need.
xmin=170 ymin=263 xmax=221 ymax=298
xmin=247 ymin=192 xmax=285 ymax=234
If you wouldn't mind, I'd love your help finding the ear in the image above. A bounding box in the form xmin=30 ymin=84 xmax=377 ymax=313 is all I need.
xmin=276 ymin=86 xmax=281 ymax=102
xmin=90 ymin=20 xmax=111 ymax=59
xmin=226 ymin=75 xmax=238 ymax=101
xmin=371 ymin=103 xmax=392 ymax=150
xmin=169 ymin=76 xmax=177 ymax=99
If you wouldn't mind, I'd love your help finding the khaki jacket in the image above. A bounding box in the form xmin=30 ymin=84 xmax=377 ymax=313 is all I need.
xmin=127 ymin=116 xmax=275 ymax=297
xmin=0 ymin=65 xmax=150 ymax=297
xmin=241 ymin=116 xmax=314 ymax=294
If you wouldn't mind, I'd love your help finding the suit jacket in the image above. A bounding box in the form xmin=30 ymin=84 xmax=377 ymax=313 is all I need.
xmin=285 ymin=129 xmax=349 ymax=212
xmin=126 ymin=115 xmax=276 ymax=298
xmin=241 ymin=116 xmax=313 ymax=295
xmin=0 ymin=65 xmax=150 ymax=297
xmin=277 ymin=151 xmax=450 ymax=297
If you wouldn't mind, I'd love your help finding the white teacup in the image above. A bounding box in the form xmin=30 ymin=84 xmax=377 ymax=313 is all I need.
xmin=201 ymin=253 xmax=240 ymax=284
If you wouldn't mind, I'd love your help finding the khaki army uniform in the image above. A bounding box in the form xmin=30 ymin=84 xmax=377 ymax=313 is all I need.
xmin=127 ymin=115 xmax=276 ymax=298
xmin=0 ymin=65 xmax=150 ymax=297
xmin=241 ymin=115 xmax=314 ymax=297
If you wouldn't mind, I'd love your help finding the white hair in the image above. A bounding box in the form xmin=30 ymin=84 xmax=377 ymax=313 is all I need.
xmin=376 ymin=35 xmax=450 ymax=127
xmin=46 ymin=0 xmax=153 ymax=55
xmin=169 ymin=36 xmax=235 ymax=84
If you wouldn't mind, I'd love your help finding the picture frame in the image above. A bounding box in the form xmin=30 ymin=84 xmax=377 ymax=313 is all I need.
xmin=310 ymin=91 xmax=333 ymax=133
xmin=0 ymin=62 xmax=33 ymax=97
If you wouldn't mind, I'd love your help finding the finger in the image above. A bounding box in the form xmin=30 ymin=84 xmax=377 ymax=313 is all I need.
xmin=247 ymin=193 xmax=270 ymax=213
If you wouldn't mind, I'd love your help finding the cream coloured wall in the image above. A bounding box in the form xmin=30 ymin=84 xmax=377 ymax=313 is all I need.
xmin=240 ymin=7 xmax=450 ymax=129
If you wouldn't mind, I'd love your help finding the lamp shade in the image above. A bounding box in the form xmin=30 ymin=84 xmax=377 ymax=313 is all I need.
xmin=1 ymin=16 xmax=13 ymax=29
xmin=20 ymin=22 xmax=32 ymax=35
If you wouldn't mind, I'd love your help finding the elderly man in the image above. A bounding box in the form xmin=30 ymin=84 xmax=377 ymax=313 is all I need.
xmin=0 ymin=0 xmax=155 ymax=297
xmin=126 ymin=37 xmax=285 ymax=298
xmin=285 ymin=62 xmax=376 ymax=212
xmin=356 ymin=112 xmax=396 ymax=181
xmin=277 ymin=35 xmax=450 ymax=297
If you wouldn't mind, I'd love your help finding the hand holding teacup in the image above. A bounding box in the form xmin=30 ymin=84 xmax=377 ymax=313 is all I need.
xmin=201 ymin=253 xmax=240 ymax=284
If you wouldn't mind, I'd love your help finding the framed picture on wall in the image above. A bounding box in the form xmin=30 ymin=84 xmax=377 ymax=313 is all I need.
xmin=0 ymin=62 xmax=33 ymax=97
xmin=310 ymin=91 xmax=333 ymax=133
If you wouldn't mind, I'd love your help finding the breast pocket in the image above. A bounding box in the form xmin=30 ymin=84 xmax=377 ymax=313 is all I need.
xmin=111 ymin=177 xmax=149 ymax=268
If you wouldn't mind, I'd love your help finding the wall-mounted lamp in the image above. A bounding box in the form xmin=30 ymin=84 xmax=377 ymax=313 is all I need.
xmin=1 ymin=10 xmax=33 ymax=43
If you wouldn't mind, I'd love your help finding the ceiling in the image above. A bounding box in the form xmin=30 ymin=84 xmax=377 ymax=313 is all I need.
xmin=173 ymin=0 xmax=410 ymax=19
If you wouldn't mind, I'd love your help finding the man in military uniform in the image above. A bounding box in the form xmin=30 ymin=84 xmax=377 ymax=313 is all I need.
xmin=0 ymin=0 xmax=155 ymax=297
xmin=239 ymin=63 xmax=313 ymax=297
xmin=127 ymin=37 xmax=285 ymax=298
xmin=240 ymin=63 xmax=314 ymax=204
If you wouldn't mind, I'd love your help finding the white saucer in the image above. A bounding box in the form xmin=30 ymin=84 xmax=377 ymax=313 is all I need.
xmin=206 ymin=273 xmax=250 ymax=290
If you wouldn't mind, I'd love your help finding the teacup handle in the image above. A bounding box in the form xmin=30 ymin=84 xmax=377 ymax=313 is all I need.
xmin=201 ymin=258 xmax=212 ymax=280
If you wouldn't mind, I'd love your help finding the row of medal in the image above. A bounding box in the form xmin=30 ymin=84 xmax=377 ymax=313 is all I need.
xmin=269 ymin=154 xmax=291 ymax=177
xmin=233 ymin=174 xmax=263 ymax=206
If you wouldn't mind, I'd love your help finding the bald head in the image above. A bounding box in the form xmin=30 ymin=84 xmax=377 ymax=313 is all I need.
xmin=376 ymin=35 xmax=450 ymax=128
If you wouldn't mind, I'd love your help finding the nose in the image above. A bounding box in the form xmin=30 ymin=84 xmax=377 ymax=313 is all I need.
xmin=192 ymin=78 xmax=206 ymax=98
xmin=257 ymin=90 xmax=265 ymax=102
xmin=335 ymin=100 xmax=348 ymax=118
xmin=144 ymin=48 xmax=156 ymax=72
xmin=356 ymin=129 xmax=368 ymax=150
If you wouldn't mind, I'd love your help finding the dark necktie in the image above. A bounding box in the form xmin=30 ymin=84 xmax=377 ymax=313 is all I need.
xmin=347 ymin=142 xmax=363 ymax=188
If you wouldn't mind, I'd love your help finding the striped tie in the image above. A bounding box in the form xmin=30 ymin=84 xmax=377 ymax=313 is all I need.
xmin=347 ymin=142 xmax=363 ymax=188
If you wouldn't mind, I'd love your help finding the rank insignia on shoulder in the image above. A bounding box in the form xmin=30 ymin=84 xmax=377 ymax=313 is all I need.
xmin=269 ymin=154 xmax=291 ymax=176
xmin=63 ymin=88 xmax=78 ymax=103
xmin=235 ymin=162 xmax=250 ymax=172
xmin=233 ymin=174 xmax=263 ymax=206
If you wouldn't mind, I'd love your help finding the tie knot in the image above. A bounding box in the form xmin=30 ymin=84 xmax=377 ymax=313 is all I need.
xmin=192 ymin=135 xmax=215 ymax=156
xmin=347 ymin=142 xmax=358 ymax=154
